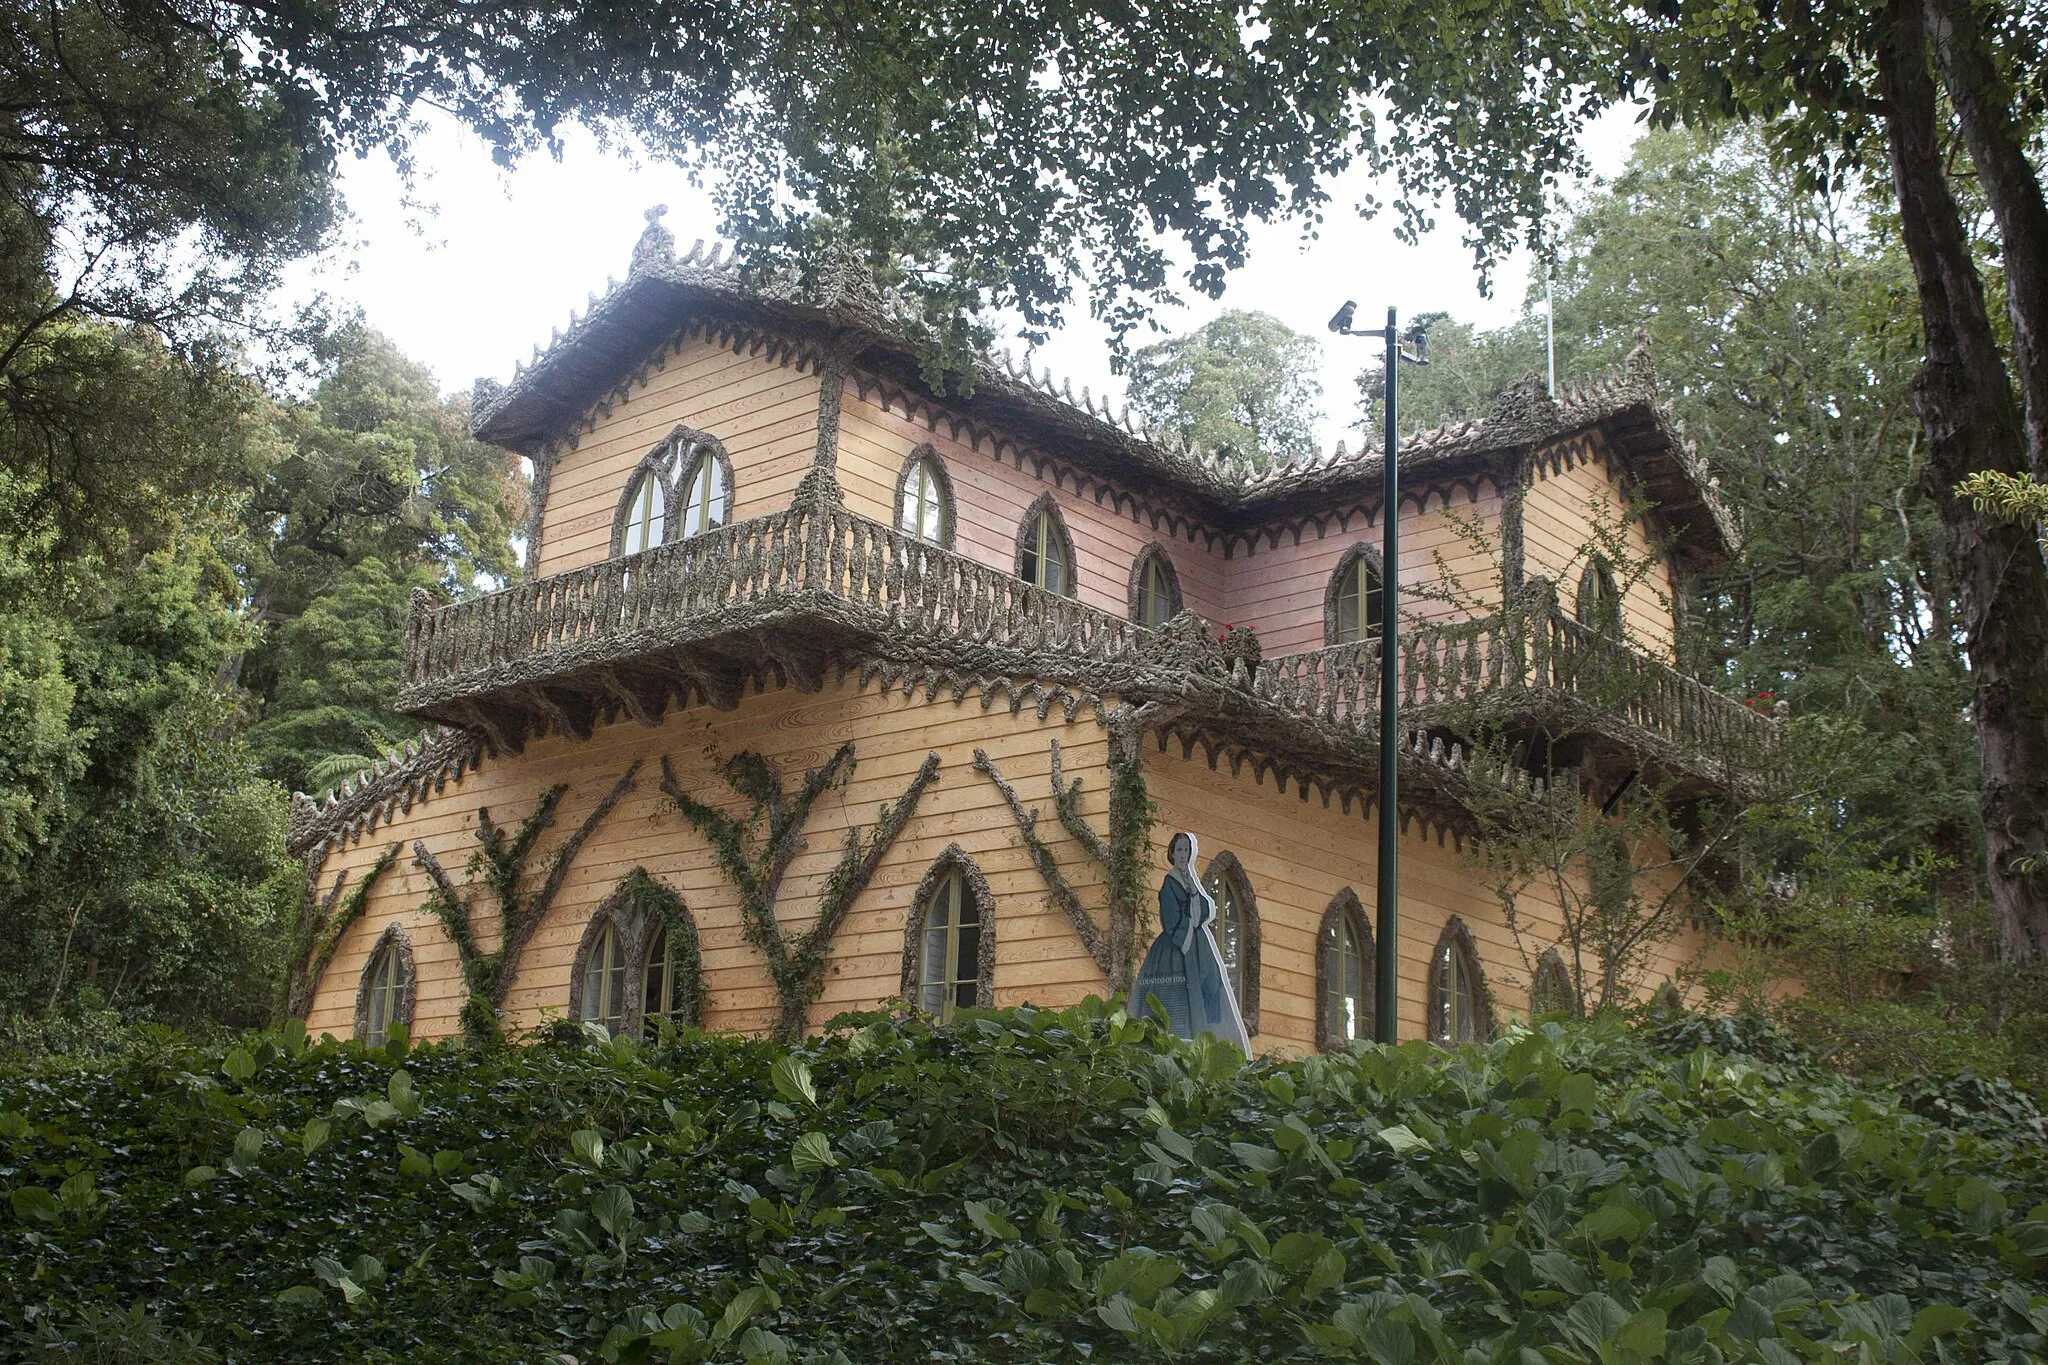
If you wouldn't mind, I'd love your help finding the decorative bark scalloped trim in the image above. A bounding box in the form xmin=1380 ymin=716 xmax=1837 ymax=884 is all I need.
xmin=1202 ymin=850 xmax=1261 ymax=1036
xmin=890 ymin=444 xmax=958 ymax=549
xmin=352 ymin=922 xmax=419 ymax=1042
xmin=1315 ymin=888 xmax=1374 ymax=1054
xmin=899 ymin=844 xmax=999 ymax=1012
xmin=287 ymin=729 xmax=484 ymax=863
xmin=1426 ymin=915 xmax=1496 ymax=1044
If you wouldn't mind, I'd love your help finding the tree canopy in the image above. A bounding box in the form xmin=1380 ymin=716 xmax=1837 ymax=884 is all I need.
xmin=1126 ymin=311 xmax=1325 ymax=473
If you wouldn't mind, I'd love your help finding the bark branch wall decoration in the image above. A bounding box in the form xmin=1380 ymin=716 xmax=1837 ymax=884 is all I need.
xmin=661 ymin=742 xmax=942 ymax=1039
xmin=972 ymin=702 xmax=1157 ymax=990
xmin=411 ymin=761 xmax=642 ymax=1041
xmin=288 ymin=844 xmax=401 ymax=1018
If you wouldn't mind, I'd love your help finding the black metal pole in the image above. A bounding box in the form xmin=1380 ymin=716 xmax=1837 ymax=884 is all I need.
xmin=1375 ymin=307 xmax=1401 ymax=1044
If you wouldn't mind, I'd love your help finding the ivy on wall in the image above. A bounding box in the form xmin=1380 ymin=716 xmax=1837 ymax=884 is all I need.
xmin=661 ymin=742 xmax=941 ymax=1040
xmin=286 ymin=844 xmax=401 ymax=1018
xmin=973 ymin=703 xmax=1158 ymax=990
xmin=612 ymin=866 xmax=708 ymax=1029
xmin=413 ymin=762 xmax=642 ymax=1042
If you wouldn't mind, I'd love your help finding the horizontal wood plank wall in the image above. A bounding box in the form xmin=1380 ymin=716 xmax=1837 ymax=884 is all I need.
xmin=535 ymin=337 xmax=823 ymax=578
xmin=1224 ymin=490 xmax=1505 ymax=656
xmin=834 ymin=395 xmax=1232 ymax=625
xmin=1522 ymin=457 xmax=1676 ymax=660
xmin=1140 ymin=742 xmax=1705 ymax=1051
xmin=304 ymin=676 xmax=1119 ymax=1042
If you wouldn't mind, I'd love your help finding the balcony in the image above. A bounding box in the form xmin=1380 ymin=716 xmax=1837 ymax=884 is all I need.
xmin=398 ymin=497 xmax=1777 ymax=794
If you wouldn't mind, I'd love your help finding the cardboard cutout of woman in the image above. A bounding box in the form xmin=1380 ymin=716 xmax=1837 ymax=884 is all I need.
xmin=1131 ymin=832 xmax=1250 ymax=1052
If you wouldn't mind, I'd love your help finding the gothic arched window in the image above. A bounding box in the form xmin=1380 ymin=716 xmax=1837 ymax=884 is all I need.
xmin=1316 ymin=889 xmax=1374 ymax=1051
xmin=1130 ymin=544 xmax=1184 ymax=629
xmin=902 ymin=846 xmax=997 ymax=1023
xmin=1017 ymin=495 xmax=1077 ymax=597
xmin=1326 ymin=546 xmax=1386 ymax=646
xmin=1428 ymin=918 xmax=1492 ymax=1044
xmin=894 ymin=446 xmax=955 ymax=547
xmin=1203 ymin=850 xmax=1261 ymax=1034
xmin=611 ymin=425 xmax=733 ymax=556
xmin=1576 ymin=557 xmax=1622 ymax=633
xmin=354 ymin=925 xmax=416 ymax=1047
xmin=1529 ymin=950 xmax=1577 ymax=1017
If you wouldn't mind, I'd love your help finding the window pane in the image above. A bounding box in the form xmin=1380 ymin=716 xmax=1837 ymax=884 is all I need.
xmin=365 ymin=946 xmax=400 ymax=1047
xmin=582 ymin=922 xmax=624 ymax=1034
xmin=901 ymin=461 xmax=946 ymax=544
xmin=643 ymin=926 xmax=670 ymax=1028
xmin=1336 ymin=561 xmax=1360 ymax=643
xmin=680 ymin=453 xmax=728 ymax=538
xmin=919 ymin=870 xmax=977 ymax=1022
xmin=623 ymin=472 xmax=665 ymax=555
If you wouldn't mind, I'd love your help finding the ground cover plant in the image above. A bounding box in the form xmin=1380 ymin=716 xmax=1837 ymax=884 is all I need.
xmin=2 ymin=1006 xmax=2045 ymax=1362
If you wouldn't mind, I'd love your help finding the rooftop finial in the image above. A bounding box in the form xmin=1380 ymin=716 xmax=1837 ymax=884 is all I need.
xmin=631 ymin=204 xmax=675 ymax=275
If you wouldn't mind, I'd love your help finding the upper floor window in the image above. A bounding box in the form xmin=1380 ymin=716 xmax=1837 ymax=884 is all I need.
xmin=1327 ymin=547 xmax=1385 ymax=646
xmin=1317 ymin=890 xmax=1373 ymax=1051
xmin=1017 ymin=495 xmax=1076 ymax=597
xmin=677 ymin=447 xmax=731 ymax=539
xmin=611 ymin=425 xmax=733 ymax=557
xmin=1576 ymin=557 xmax=1622 ymax=633
xmin=1130 ymin=544 xmax=1183 ymax=629
xmin=1429 ymin=919 xmax=1490 ymax=1045
xmin=895 ymin=447 xmax=954 ymax=547
xmin=621 ymin=470 xmax=665 ymax=555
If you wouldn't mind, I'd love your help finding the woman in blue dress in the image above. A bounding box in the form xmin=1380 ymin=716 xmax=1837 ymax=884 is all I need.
xmin=1131 ymin=832 xmax=1250 ymax=1053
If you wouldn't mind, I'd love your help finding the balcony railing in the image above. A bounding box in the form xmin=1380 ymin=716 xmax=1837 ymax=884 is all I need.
xmin=399 ymin=501 xmax=1777 ymax=767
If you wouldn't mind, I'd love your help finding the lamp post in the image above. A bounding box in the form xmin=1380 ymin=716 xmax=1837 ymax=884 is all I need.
xmin=1328 ymin=302 xmax=1427 ymax=1044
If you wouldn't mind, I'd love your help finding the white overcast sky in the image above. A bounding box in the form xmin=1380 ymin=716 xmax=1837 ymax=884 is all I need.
xmin=290 ymin=106 xmax=1650 ymax=451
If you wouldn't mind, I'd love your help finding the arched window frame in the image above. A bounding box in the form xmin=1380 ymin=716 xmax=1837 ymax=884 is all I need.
xmin=1128 ymin=543 xmax=1185 ymax=630
xmin=1315 ymin=889 xmax=1375 ymax=1053
xmin=565 ymin=879 xmax=704 ymax=1037
xmin=608 ymin=424 xmax=734 ymax=557
xmin=900 ymin=845 xmax=998 ymax=1018
xmin=353 ymin=923 xmax=418 ymax=1046
xmin=1427 ymin=917 xmax=1494 ymax=1045
xmin=1014 ymin=492 xmax=1079 ymax=598
xmin=1202 ymin=850 xmax=1261 ymax=1035
xmin=891 ymin=444 xmax=957 ymax=548
xmin=1529 ymin=949 xmax=1578 ymax=1018
xmin=1323 ymin=544 xmax=1387 ymax=647
xmin=1576 ymin=556 xmax=1623 ymax=633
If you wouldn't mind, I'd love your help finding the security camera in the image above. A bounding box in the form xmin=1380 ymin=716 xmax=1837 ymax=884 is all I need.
xmin=1327 ymin=300 xmax=1357 ymax=334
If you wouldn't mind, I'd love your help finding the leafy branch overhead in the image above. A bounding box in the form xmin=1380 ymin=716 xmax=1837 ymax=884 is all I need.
xmin=412 ymin=762 xmax=641 ymax=1042
xmin=661 ymin=743 xmax=940 ymax=1039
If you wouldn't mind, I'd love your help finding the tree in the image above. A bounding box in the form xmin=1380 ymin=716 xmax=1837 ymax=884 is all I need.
xmin=1126 ymin=311 xmax=1324 ymax=472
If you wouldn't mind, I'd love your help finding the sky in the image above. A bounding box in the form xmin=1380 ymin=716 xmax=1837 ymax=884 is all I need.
xmin=291 ymin=107 xmax=1651 ymax=452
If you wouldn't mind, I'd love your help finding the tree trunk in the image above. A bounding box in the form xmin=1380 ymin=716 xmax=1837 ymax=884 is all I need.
xmin=1922 ymin=0 xmax=2048 ymax=482
xmin=1879 ymin=0 xmax=2048 ymax=963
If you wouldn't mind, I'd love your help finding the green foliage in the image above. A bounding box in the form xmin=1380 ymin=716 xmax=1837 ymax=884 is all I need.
xmin=1126 ymin=311 xmax=1324 ymax=472
xmin=1962 ymin=472 xmax=2048 ymax=553
xmin=2 ymin=1010 xmax=2044 ymax=1361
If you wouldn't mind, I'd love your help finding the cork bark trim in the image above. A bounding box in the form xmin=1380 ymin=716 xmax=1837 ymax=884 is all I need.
xmin=1314 ymin=887 xmax=1374 ymax=1053
xmin=898 ymin=843 xmax=999 ymax=1011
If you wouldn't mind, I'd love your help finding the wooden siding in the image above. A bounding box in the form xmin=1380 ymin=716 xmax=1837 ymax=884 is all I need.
xmin=305 ymin=677 xmax=1119 ymax=1042
xmin=536 ymin=338 xmax=822 ymax=577
xmin=307 ymin=672 xmax=1707 ymax=1052
xmin=1222 ymin=490 xmax=1507 ymax=656
xmin=833 ymin=394 xmax=1232 ymax=625
xmin=1139 ymin=742 xmax=1702 ymax=1049
xmin=1522 ymin=452 xmax=1677 ymax=660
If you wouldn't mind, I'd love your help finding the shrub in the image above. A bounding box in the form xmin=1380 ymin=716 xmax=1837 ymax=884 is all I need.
xmin=3 ymin=1006 xmax=2045 ymax=1362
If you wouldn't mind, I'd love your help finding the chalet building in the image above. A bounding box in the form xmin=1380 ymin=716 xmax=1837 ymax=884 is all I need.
xmin=287 ymin=210 xmax=1776 ymax=1053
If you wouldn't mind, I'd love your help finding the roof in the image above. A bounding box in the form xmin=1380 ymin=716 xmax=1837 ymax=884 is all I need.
xmin=471 ymin=211 xmax=1737 ymax=565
